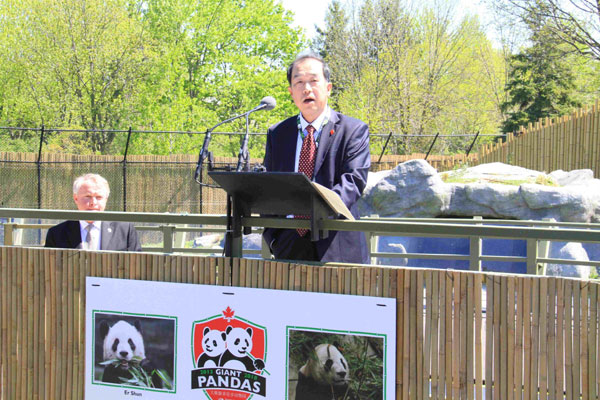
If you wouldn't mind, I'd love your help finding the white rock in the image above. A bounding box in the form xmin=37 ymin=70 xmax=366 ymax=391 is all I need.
xmin=359 ymin=160 xmax=600 ymax=222
xmin=546 ymin=242 xmax=591 ymax=279
xmin=193 ymin=234 xmax=222 ymax=248
xmin=549 ymin=169 xmax=594 ymax=186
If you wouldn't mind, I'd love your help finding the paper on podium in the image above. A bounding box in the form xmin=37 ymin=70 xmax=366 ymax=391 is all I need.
xmin=311 ymin=182 xmax=354 ymax=221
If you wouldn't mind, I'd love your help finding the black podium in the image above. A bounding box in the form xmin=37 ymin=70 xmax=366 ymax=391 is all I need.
xmin=208 ymin=171 xmax=353 ymax=258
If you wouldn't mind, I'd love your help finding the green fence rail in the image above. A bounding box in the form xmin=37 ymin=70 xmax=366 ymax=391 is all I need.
xmin=1 ymin=208 xmax=600 ymax=275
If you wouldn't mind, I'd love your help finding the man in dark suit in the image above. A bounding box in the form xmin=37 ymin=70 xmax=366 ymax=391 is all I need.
xmin=262 ymin=52 xmax=370 ymax=264
xmin=45 ymin=173 xmax=141 ymax=251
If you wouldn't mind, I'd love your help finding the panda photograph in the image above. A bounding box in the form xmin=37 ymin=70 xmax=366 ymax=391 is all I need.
xmin=93 ymin=313 xmax=175 ymax=391
xmin=287 ymin=330 xmax=385 ymax=400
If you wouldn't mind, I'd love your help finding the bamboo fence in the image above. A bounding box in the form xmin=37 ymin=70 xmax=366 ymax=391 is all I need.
xmin=476 ymin=101 xmax=600 ymax=178
xmin=1 ymin=246 xmax=599 ymax=399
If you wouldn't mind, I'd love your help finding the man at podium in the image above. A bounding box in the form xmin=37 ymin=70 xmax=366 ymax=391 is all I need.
xmin=262 ymin=52 xmax=370 ymax=264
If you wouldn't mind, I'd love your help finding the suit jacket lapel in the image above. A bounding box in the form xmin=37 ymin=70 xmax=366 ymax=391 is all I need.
xmin=282 ymin=118 xmax=298 ymax=172
xmin=100 ymin=221 xmax=112 ymax=250
xmin=314 ymin=111 xmax=339 ymax=175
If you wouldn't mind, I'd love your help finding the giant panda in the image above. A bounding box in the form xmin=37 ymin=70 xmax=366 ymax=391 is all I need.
xmin=218 ymin=326 xmax=265 ymax=371
xmin=295 ymin=343 xmax=353 ymax=400
xmin=196 ymin=327 xmax=226 ymax=368
xmin=100 ymin=319 xmax=163 ymax=388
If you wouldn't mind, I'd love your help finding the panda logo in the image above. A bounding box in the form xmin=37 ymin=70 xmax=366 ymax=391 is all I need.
xmin=99 ymin=320 xmax=163 ymax=388
xmin=196 ymin=327 xmax=226 ymax=368
xmin=218 ymin=326 xmax=265 ymax=372
xmin=295 ymin=343 xmax=351 ymax=400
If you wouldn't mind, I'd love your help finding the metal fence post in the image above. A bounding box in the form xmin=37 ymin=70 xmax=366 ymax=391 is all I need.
xmin=4 ymin=223 xmax=15 ymax=245
xmin=377 ymin=132 xmax=394 ymax=163
xmin=425 ymin=132 xmax=439 ymax=160
xmin=368 ymin=214 xmax=380 ymax=265
xmin=470 ymin=216 xmax=482 ymax=271
xmin=162 ymin=225 xmax=174 ymax=253
xmin=37 ymin=125 xmax=45 ymax=209
xmin=122 ymin=127 xmax=132 ymax=212
xmin=526 ymin=238 xmax=539 ymax=275
xmin=261 ymin=236 xmax=271 ymax=259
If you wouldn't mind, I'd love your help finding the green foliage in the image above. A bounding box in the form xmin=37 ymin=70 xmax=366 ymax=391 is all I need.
xmin=314 ymin=0 xmax=506 ymax=155
xmin=289 ymin=331 xmax=384 ymax=399
xmin=100 ymin=357 xmax=173 ymax=389
xmin=0 ymin=0 xmax=305 ymax=155
xmin=500 ymin=13 xmax=581 ymax=133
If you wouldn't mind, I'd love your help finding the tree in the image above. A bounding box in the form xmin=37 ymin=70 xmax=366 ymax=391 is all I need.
xmin=0 ymin=0 xmax=153 ymax=153
xmin=491 ymin=0 xmax=600 ymax=61
xmin=132 ymin=0 xmax=305 ymax=156
xmin=0 ymin=0 xmax=305 ymax=155
xmin=500 ymin=16 xmax=581 ymax=133
xmin=315 ymin=0 xmax=505 ymax=155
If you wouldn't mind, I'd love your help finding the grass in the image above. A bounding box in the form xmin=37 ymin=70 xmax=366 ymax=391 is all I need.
xmin=440 ymin=165 xmax=559 ymax=187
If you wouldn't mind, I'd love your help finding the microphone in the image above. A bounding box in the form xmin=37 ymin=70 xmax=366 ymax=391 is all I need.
xmin=253 ymin=96 xmax=276 ymax=112
xmin=195 ymin=96 xmax=277 ymax=183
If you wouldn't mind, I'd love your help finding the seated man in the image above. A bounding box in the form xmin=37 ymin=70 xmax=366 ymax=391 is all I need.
xmin=45 ymin=173 xmax=141 ymax=251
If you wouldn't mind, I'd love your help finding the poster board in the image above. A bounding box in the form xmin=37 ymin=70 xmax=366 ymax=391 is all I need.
xmin=85 ymin=277 xmax=396 ymax=399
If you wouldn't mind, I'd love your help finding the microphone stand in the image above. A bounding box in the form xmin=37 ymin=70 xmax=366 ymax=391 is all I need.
xmin=194 ymin=112 xmax=249 ymax=184
xmin=194 ymin=98 xmax=274 ymax=257
xmin=236 ymin=113 xmax=251 ymax=172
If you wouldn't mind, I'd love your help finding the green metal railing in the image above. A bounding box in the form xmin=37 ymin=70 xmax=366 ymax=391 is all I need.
xmin=1 ymin=208 xmax=600 ymax=274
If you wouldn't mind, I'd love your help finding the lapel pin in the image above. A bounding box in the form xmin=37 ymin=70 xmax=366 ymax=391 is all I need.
xmin=330 ymin=129 xmax=335 ymax=136
xmin=107 ymin=228 xmax=112 ymax=233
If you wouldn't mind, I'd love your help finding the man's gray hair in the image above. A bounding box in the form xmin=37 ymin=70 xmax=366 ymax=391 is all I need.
xmin=287 ymin=51 xmax=331 ymax=84
xmin=72 ymin=173 xmax=110 ymax=196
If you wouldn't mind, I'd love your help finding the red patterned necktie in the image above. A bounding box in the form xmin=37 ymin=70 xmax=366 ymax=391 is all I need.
xmin=296 ymin=124 xmax=317 ymax=237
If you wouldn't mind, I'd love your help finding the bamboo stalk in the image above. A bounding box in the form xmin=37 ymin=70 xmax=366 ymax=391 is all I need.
xmin=515 ymin=277 xmax=524 ymax=400
xmin=430 ymin=272 xmax=439 ymax=400
xmin=416 ymin=271 xmax=425 ymax=399
xmin=507 ymin=276 xmax=515 ymax=400
xmin=475 ymin=274 xmax=483 ymax=400
xmin=452 ymin=272 xmax=461 ymax=399
xmin=402 ymin=270 xmax=410 ymax=400
xmin=66 ymin=251 xmax=74 ymax=400
xmin=539 ymin=278 xmax=549 ymax=400
xmin=439 ymin=271 xmax=447 ymax=400
xmin=565 ymin=280 xmax=574 ymax=400
xmin=531 ymin=278 xmax=541 ymax=400
xmin=486 ymin=276 xmax=494 ymax=400
xmin=396 ymin=270 xmax=404 ymax=399
xmin=466 ymin=273 xmax=474 ymax=400
xmin=500 ymin=276 xmax=508 ymax=400
xmin=409 ymin=270 xmax=417 ymax=400
xmin=0 ymin=248 xmax=7 ymax=399
xmin=596 ymin=281 xmax=600 ymax=400
xmin=494 ymin=275 xmax=501 ymax=400
xmin=581 ymin=282 xmax=589 ymax=400
xmin=555 ymin=279 xmax=565 ymax=400
xmin=423 ymin=271 xmax=432 ymax=399
xmin=547 ymin=278 xmax=556 ymax=400
xmin=573 ymin=282 xmax=581 ymax=399
xmin=587 ymin=283 xmax=597 ymax=400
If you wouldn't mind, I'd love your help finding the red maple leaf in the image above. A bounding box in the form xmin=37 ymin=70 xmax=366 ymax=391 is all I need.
xmin=222 ymin=307 xmax=235 ymax=321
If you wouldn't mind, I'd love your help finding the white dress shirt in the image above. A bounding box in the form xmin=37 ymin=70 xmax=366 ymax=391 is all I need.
xmin=79 ymin=221 xmax=102 ymax=250
xmin=294 ymin=107 xmax=331 ymax=173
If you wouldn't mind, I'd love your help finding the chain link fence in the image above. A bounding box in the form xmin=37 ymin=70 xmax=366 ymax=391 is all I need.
xmin=1 ymin=126 xmax=490 ymax=214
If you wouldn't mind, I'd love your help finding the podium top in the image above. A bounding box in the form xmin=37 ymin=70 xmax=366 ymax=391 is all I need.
xmin=208 ymin=171 xmax=353 ymax=220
